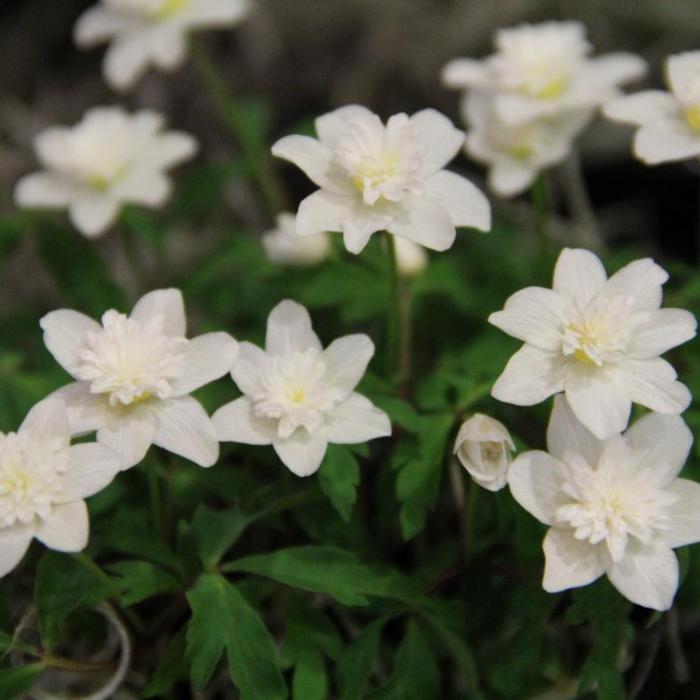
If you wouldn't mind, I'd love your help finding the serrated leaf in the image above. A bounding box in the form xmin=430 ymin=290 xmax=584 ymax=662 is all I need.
xmin=337 ymin=618 xmax=386 ymax=700
xmin=191 ymin=504 xmax=250 ymax=571
xmin=318 ymin=446 xmax=360 ymax=522
xmin=0 ymin=663 xmax=44 ymax=699
xmin=292 ymin=650 xmax=327 ymax=700
xmin=106 ymin=560 xmax=181 ymax=606
xmin=142 ymin=627 xmax=189 ymax=697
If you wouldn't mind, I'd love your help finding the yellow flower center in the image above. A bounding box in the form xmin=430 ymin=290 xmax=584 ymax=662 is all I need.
xmin=509 ymin=143 xmax=535 ymax=160
xmin=288 ymin=388 xmax=306 ymax=404
xmin=684 ymin=105 xmax=700 ymax=133
xmin=532 ymin=77 xmax=568 ymax=99
xmin=157 ymin=0 xmax=187 ymax=19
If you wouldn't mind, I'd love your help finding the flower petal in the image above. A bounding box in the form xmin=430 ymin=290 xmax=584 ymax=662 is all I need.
xmin=144 ymin=132 xmax=198 ymax=170
xmin=321 ymin=334 xmax=374 ymax=397
xmin=491 ymin=345 xmax=565 ymax=406
xmin=20 ymin=398 xmax=71 ymax=447
xmin=60 ymin=443 xmax=122 ymax=501
xmin=230 ymin=341 xmax=268 ymax=396
xmin=389 ymin=198 xmax=456 ymax=252
xmin=40 ymin=310 xmax=100 ymax=377
xmin=150 ymin=27 xmax=187 ymax=70
xmin=130 ymin=288 xmax=186 ymax=337
xmin=618 ymin=358 xmax=691 ymax=415
xmin=552 ymin=248 xmax=608 ymax=308
xmin=49 ymin=382 xmax=111 ymax=435
xmin=0 ymin=526 xmax=33 ymax=577
xmin=73 ymin=7 xmax=128 ymax=45
xmin=410 ymin=109 xmax=464 ymax=174
xmin=69 ymin=192 xmax=120 ymax=238
xmin=297 ymin=190 xmax=353 ymax=237
xmin=15 ymin=172 xmax=74 ymax=208
xmin=542 ymin=528 xmax=606 ymax=593
xmin=507 ymin=450 xmax=562 ymax=525
xmin=603 ymin=90 xmax=679 ymax=127
xmin=323 ymin=393 xmax=391 ymax=444
xmin=441 ymin=58 xmax=488 ymax=89
xmin=603 ymin=258 xmax=668 ymax=311
xmin=172 ymin=332 xmax=239 ymax=395
xmin=630 ymin=308 xmax=696 ymax=358
xmin=315 ymin=105 xmax=375 ymax=148
xmin=35 ymin=501 xmax=89 ymax=552
xmin=265 ymin=300 xmax=321 ymax=356
xmin=110 ymin=169 xmax=170 ymax=207
xmin=634 ymin=123 xmax=700 ymax=165
xmin=607 ymin=542 xmax=678 ymax=611
xmin=662 ymin=479 xmax=700 ymax=548
xmin=212 ymin=397 xmax=276 ymax=445
xmin=488 ymin=160 xmax=536 ymax=198
xmin=181 ymin=0 xmax=252 ymax=26
xmin=104 ymin=34 xmax=152 ymax=91
xmin=425 ymin=170 xmax=490 ymax=231
xmin=97 ymin=408 xmax=157 ymax=470
xmin=151 ymin=397 xmax=219 ymax=468
xmin=273 ymin=432 xmax=328 ymax=477
xmin=589 ymin=53 xmax=647 ymax=88
xmin=342 ymin=209 xmax=381 ymax=254
xmin=547 ymin=395 xmax=604 ymax=467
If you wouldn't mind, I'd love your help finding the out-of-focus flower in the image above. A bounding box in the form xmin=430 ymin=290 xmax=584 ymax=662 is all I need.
xmin=15 ymin=107 xmax=197 ymax=238
xmin=262 ymin=212 xmax=330 ymax=267
xmin=394 ymin=237 xmax=428 ymax=277
xmin=509 ymin=396 xmax=700 ymax=611
xmin=0 ymin=399 xmax=121 ymax=577
xmin=463 ymin=91 xmax=591 ymax=197
xmin=213 ymin=300 xmax=391 ymax=477
xmin=604 ymin=51 xmax=700 ymax=165
xmin=41 ymin=289 xmax=238 ymax=470
xmin=489 ymin=248 xmax=696 ymax=439
xmin=442 ymin=21 xmax=645 ymax=125
xmin=75 ymin=0 xmax=253 ymax=91
xmin=454 ymin=413 xmax=514 ymax=491
xmin=271 ymin=105 xmax=490 ymax=255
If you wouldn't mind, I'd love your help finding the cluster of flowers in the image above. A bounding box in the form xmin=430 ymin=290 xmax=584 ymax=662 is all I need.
xmin=5 ymin=5 xmax=700 ymax=612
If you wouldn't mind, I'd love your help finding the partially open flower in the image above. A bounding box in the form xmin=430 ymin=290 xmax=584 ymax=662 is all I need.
xmin=262 ymin=212 xmax=330 ymax=267
xmin=454 ymin=414 xmax=514 ymax=491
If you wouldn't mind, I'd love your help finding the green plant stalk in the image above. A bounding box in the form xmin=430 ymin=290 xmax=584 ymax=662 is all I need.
xmin=383 ymin=233 xmax=401 ymax=380
xmin=531 ymin=173 xmax=551 ymax=263
xmin=190 ymin=38 xmax=287 ymax=217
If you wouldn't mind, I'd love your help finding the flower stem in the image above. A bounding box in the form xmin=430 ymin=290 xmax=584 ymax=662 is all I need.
xmin=531 ymin=173 xmax=551 ymax=253
xmin=190 ymin=38 xmax=287 ymax=217
xmin=383 ymin=233 xmax=401 ymax=381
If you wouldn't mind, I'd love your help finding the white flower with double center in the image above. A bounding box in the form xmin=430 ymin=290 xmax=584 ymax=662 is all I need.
xmin=442 ymin=21 xmax=645 ymax=126
xmin=15 ymin=107 xmax=197 ymax=238
xmin=41 ymin=289 xmax=239 ymax=470
xmin=213 ymin=300 xmax=391 ymax=477
xmin=604 ymin=51 xmax=700 ymax=165
xmin=508 ymin=396 xmax=700 ymax=611
xmin=74 ymin=0 xmax=253 ymax=91
xmin=0 ymin=399 xmax=121 ymax=577
xmin=489 ymin=248 xmax=696 ymax=439
xmin=271 ymin=105 xmax=490 ymax=255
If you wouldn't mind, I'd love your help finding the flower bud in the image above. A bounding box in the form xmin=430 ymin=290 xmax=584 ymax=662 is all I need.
xmin=262 ymin=213 xmax=330 ymax=266
xmin=394 ymin=237 xmax=428 ymax=277
xmin=454 ymin=413 xmax=514 ymax=491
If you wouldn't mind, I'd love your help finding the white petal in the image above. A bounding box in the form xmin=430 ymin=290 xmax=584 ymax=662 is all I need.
xmin=323 ymin=393 xmax=391 ymax=444
xmin=74 ymin=7 xmax=127 ymax=46
xmin=35 ymin=501 xmax=89 ymax=552
xmin=547 ymin=395 xmax=604 ymax=466
xmin=20 ymin=398 xmax=71 ymax=447
xmin=35 ymin=127 xmax=71 ymax=170
xmin=389 ymin=199 xmax=456 ymax=252
xmin=488 ymin=160 xmax=537 ymax=198
xmin=667 ymin=51 xmax=700 ymax=100
xmin=49 ymin=382 xmax=111 ymax=435
xmin=230 ymin=341 xmax=268 ymax=396
xmin=634 ymin=124 xmax=700 ymax=165
xmin=110 ymin=170 xmax=170 ymax=207
xmin=488 ymin=287 xmax=573 ymax=351
xmin=603 ymin=91 xmax=679 ymax=127
xmin=273 ymin=432 xmax=328 ymax=477
xmin=662 ymin=479 xmax=700 ymax=548
xmin=130 ymin=289 xmax=186 ymax=337
xmin=440 ymin=58 xmax=488 ymax=89
xmin=297 ymin=190 xmax=353 ymax=237
xmin=315 ymin=105 xmax=375 ymax=148
xmin=603 ymin=258 xmax=668 ymax=311
xmin=104 ymin=34 xmax=152 ymax=91
xmin=271 ymin=135 xmax=347 ymax=193
xmin=212 ymin=397 xmax=276 ymax=445
xmin=618 ymin=358 xmax=691 ymax=415
xmin=150 ymin=27 xmax=187 ymax=70
xmin=491 ymin=345 xmax=565 ymax=406
xmin=40 ymin=310 xmax=100 ymax=377
xmin=15 ymin=172 xmax=73 ymax=208
xmin=589 ymin=53 xmax=647 ymax=88
xmin=342 ymin=209 xmax=381 ymax=254
xmin=607 ymin=542 xmax=678 ymax=611
xmin=542 ymin=528 xmax=606 ymax=592
xmin=172 ymin=332 xmax=239 ymax=395
xmin=265 ymin=300 xmax=321 ymax=356
xmin=0 ymin=527 xmax=33 ymax=577
xmin=630 ymin=308 xmax=696 ymax=358
xmin=425 ymin=171 xmax=490 ymax=231
xmin=151 ymin=397 xmax=219 ymax=467
xmin=98 ymin=408 xmax=157 ymax=470
xmin=507 ymin=450 xmax=562 ymax=525
xmin=410 ymin=109 xmax=464 ymax=174
xmin=321 ymin=335 xmax=374 ymax=396
xmin=180 ymin=0 xmax=252 ymax=26
xmin=394 ymin=237 xmax=428 ymax=276
xmin=552 ymin=248 xmax=607 ymax=308
xmin=60 ymin=444 xmax=121 ymax=501
xmin=69 ymin=193 xmax=120 ymax=238
xmin=144 ymin=132 xmax=198 ymax=170
xmin=564 ymin=366 xmax=631 ymax=440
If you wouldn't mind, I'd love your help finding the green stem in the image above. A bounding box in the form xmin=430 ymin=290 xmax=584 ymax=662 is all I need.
xmin=190 ymin=38 xmax=287 ymax=217
xmin=531 ymin=173 xmax=550 ymax=258
xmin=383 ymin=233 xmax=401 ymax=380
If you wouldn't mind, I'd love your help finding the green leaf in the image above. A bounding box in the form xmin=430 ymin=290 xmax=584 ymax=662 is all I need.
xmin=292 ymin=650 xmax=327 ymax=700
xmin=191 ymin=504 xmax=250 ymax=571
xmin=318 ymin=446 xmax=360 ymax=522
xmin=186 ymin=574 xmax=286 ymax=699
xmin=142 ymin=627 xmax=188 ymax=697
xmin=337 ymin=618 xmax=386 ymax=700
xmin=34 ymin=553 xmax=111 ymax=651
xmin=0 ymin=663 xmax=44 ymax=699
xmin=106 ymin=560 xmax=181 ymax=606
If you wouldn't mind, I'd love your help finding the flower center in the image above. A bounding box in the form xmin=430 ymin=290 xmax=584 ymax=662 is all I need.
xmin=684 ymin=105 xmax=700 ymax=133
xmin=252 ymin=349 xmax=345 ymax=439
xmin=74 ymin=310 xmax=186 ymax=408
xmin=480 ymin=441 xmax=505 ymax=463
xmin=156 ymin=0 xmax=188 ymax=18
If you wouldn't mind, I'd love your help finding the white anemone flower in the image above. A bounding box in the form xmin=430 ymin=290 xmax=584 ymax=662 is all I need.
xmin=213 ymin=300 xmax=391 ymax=477
xmin=509 ymin=396 xmax=700 ymax=611
xmin=463 ymin=91 xmax=591 ymax=197
xmin=15 ymin=106 xmax=197 ymax=238
xmin=271 ymin=105 xmax=490 ymax=255
xmin=604 ymin=51 xmax=700 ymax=165
xmin=489 ymin=248 xmax=696 ymax=439
xmin=442 ymin=21 xmax=645 ymax=126
xmin=454 ymin=413 xmax=514 ymax=492
xmin=75 ymin=0 xmax=253 ymax=91
xmin=262 ymin=212 xmax=331 ymax=267
xmin=0 ymin=399 xmax=121 ymax=577
xmin=41 ymin=289 xmax=238 ymax=470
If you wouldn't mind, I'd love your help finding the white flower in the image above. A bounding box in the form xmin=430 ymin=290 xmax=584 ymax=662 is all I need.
xmin=508 ymin=396 xmax=700 ymax=610
xmin=394 ymin=237 xmax=428 ymax=277
xmin=463 ymin=91 xmax=591 ymax=197
xmin=454 ymin=414 xmax=514 ymax=491
xmin=212 ymin=300 xmax=391 ymax=477
xmin=489 ymin=248 xmax=696 ymax=439
xmin=442 ymin=21 xmax=645 ymax=125
xmin=0 ymin=399 xmax=121 ymax=577
xmin=262 ymin=212 xmax=330 ymax=267
xmin=15 ymin=107 xmax=197 ymax=238
xmin=604 ymin=51 xmax=700 ymax=165
xmin=41 ymin=289 xmax=238 ymax=470
xmin=271 ymin=105 xmax=490 ymax=255
xmin=74 ymin=0 xmax=253 ymax=91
